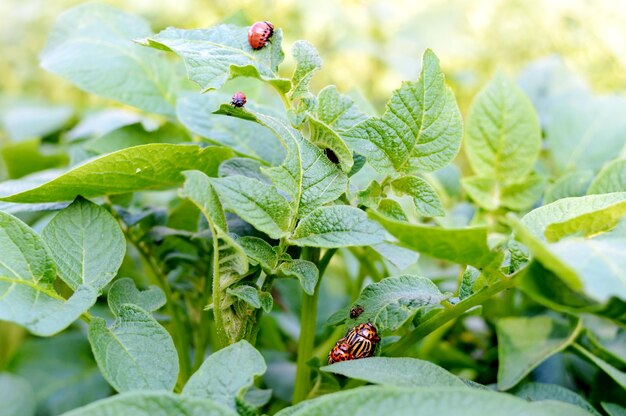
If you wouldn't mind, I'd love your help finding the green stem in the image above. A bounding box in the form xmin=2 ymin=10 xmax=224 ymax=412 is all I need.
xmin=385 ymin=271 xmax=518 ymax=356
xmin=292 ymin=248 xmax=336 ymax=404
xmin=210 ymin=224 xmax=229 ymax=350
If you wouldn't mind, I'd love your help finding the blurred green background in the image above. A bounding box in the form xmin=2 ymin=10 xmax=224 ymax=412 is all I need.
xmin=3 ymin=0 xmax=626 ymax=115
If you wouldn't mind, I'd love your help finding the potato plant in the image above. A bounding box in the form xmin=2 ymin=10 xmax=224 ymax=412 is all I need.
xmin=0 ymin=3 xmax=625 ymax=415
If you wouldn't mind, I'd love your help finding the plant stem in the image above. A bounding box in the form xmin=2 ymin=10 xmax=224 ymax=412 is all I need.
xmin=385 ymin=271 xmax=518 ymax=356
xmin=210 ymin=224 xmax=229 ymax=350
xmin=292 ymin=248 xmax=335 ymax=404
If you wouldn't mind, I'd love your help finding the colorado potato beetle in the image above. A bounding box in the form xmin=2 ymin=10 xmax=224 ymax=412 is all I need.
xmin=349 ymin=305 xmax=364 ymax=319
xmin=328 ymin=338 xmax=354 ymax=364
xmin=231 ymin=92 xmax=247 ymax=108
xmin=248 ymin=21 xmax=274 ymax=50
xmin=344 ymin=322 xmax=380 ymax=359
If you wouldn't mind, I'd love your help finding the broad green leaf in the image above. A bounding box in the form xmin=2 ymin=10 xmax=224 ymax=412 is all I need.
xmin=278 ymin=260 xmax=319 ymax=295
xmin=107 ymin=278 xmax=165 ymax=316
xmin=316 ymin=86 xmax=369 ymax=132
xmin=290 ymin=41 xmax=322 ymax=101
xmin=308 ymin=116 xmax=354 ymax=172
xmin=0 ymin=373 xmax=35 ymax=416
xmin=0 ymin=144 xmax=233 ymax=203
xmin=391 ymin=175 xmax=444 ymax=217
xmin=85 ymin=123 xmax=189 ymax=154
xmin=219 ymin=158 xmax=270 ymax=183
xmin=1 ymin=102 xmax=73 ymax=142
xmin=63 ymin=391 xmax=236 ymax=416
xmin=465 ymin=71 xmax=541 ymax=183
xmin=1 ymin=139 xmax=68 ymax=179
xmin=376 ymin=198 xmax=408 ymax=221
xmin=370 ymin=243 xmax=418 ymax=271
xmin=520 ymin=193 xmax=626 ymax=241
xmin=40 ymin=4 xmax=177 ymax=116
xmin=181 ymin=170 xmax=227 ymax=231
xmin=322 ymin=357 xmax=466 ymax=388
xmin=237 ymin=236 xmax=278 ymax=271
xmin=496 ymin=315 xmax=581 ymax=390
xmin=141 ymin=25 xmax=289 ymax=93
xmin=463 ymin=176 xmax=545 ymax=211
xmin=545 ymin=95 xmax=626 ymax=174
xmin=226 ymin=286 xmax=273 ymax=313
xmin=545 ymin=200 xmax=626 ymax=242
xmin=277 ymin=386 xmax=592 ymax=416
xmin=42 ymin=197 xmax=125 ymax=291
xmin=213 ymin=106 xmax=348 ymax=217
xmin=459 ymin=266 xmax=481 ymax=300
xmin=342 ymin=49 xmax=462 ymax=173
xmin=8 ymin=332 xmax=110 ymax=415
xmin=0 ymin=211 xmax=96 ymax=336
xmin=357 ymin=180 xmax=383 ymax=208
xmin=371 ymin=211 xmax=498 ymax=268
xmin=544 ymin=170 xmax=594 ymax=204
xmin=513 ymin=383 xmax=600 ymax=416
xmin=603 ymin=403 xmax=626 ymax=416
xmin=588 ymin=159 xmax=626 ymax=194
xmin=176 ymin=92 xmax=284 ymax=164
xmin=88 ymin=304 xmax=179 ymax=392
xmin=350 ymin=274 xmax=446 ymax=331
xmin=210 ymin=175 xmax=291 ymax=239
xmin=183 ymin=340 xmax=266 ymax=410
xmin=291 ymin=205 xmax=385 ymax=248
xmin=573 ymin=344 xmax=626 ymax=389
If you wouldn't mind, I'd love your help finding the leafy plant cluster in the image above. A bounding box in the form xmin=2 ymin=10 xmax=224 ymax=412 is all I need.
xmin=0 ymin=3 xmax=625 ymax=416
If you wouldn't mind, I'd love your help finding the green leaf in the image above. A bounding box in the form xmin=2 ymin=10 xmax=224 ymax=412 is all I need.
xmin=278 ymin=260 xmax=319 ymax=295
xmin=513 ymin=383 xmax=600 ymax=416
xmin=308 ymin=116 xmax=354 ymax=172
xmin=588 ymin=159 xmax=626 ymax=194
xmin=176 ymin=92 xmax=284 ymax=164
xmin=0 ymin=211 xmax=96 ymax=336
xmin=141 ymin=25 xmax=289 ymax=93
xmin=520 ymin=193 xmax=626 ymax=241
xmin=375 ymin=198 xmax=408 ymax=221
xmin=544 ymin=200 xmax=626 ymax=242
xmin=226 ymin=286 xmax=273 ymax=313
xmin=371 ymin=211 xmax=498 ymax=268
xmin=107 ymin=278 xmax=165 ymax=316
xmin=322 ymin=357 xmax=466 ymax=388
xmin=85 ymin=123 xmax=189 ymax=154
xmin=1 ymin=102 xmax=73 ymax=142
xmin=1 ymin=139 xmax=68 ymax=179
xmin=276 ymin=386 xmax=593 ymax=416
xmin=40 ymin=4 xmax=177 ymax=116
xmin=291 ymin=205 xmax=385 ymax=248
xmin=496 ymin=315 xmax=581 ymax=390
xmin=544 ymin=170 xmax=594 ymax=204
xmin=213 ymin=107 xmax=348 ymax=217
xmin=463 ymin=176 xmax=545 ymax=211
xmin=88 ymin=304 xmax=179 ymax=393
xmin=237 ymin=236 xmax=278 ymax=271
xmin=290 ymin=41 xmax=322 ymax=101
xmin=370 ymin=243 xmax=418 ymax=271
xmin=573 ymin=344 xmax=626 ymax=389
xmin=351 ymin=274 xmax=446 ymax=331
xmin=0 ymin=144 xmax=233 ymax=203
xmin=8 ymin=332 xmax=110 ymax=415
xmin=210 ymin=175 xmax=291 ymax=239
xmin=219 ymin=158 xmax=269 ymax=182
xmin=63 ymin=391 xmax=236 ymax=416
xmin=183 ymin=340 xmax=266 ymax=411
xmin=459 ymin=266 xmax=481 ymax=300
xmin=545 ymin=95 xmax=626 ymax=173
xmin=603 ymin=402 xmax=626 ymax=416
xmin=181 ymin=170 xmax=227 ymax=231
xmin=342 ymin=49 xmax=462 ymax=174
xmin=465 ymin=71 xmax=541 ymax=183
xmin=391 ymin=175 xmax=444 ymax=217
xmin=316 ymin=86 xmax=369 ymax=132
xmin=0 ymin=373 xmax=35 ymax=416
xmin=42 ymin=197 xmax=125 ymax=291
